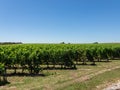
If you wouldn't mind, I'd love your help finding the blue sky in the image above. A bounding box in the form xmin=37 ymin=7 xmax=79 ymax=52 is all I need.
xmin=0 ymin=0 xmax=120 ymax=43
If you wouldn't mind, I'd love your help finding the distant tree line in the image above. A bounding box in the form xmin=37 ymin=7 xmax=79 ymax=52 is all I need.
xmin=0 ymin=42 xmax=22 ymax=45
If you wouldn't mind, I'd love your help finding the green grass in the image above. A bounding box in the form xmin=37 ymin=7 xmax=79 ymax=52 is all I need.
xmin=59 ymin=67 xmax=120 ymax=90
xmin=0 ymin=60 xmax=120 ymax=90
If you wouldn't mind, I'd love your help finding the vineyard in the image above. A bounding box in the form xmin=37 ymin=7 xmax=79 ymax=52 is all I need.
xmin=0 ymin=43 xmax=120 ymax=85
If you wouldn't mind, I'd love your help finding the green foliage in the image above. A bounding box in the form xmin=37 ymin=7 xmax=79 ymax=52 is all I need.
xmin=0 ymin=63 xmax=7 ymax=84
xmin=0 ymin=43 xmax=120 ymax=74
xmin=0 ymin=63 xmax=4 ymax=74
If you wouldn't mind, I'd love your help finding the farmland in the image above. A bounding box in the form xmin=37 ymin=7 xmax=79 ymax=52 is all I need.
xmin=0 ymin=43 xmax=120 ymax=90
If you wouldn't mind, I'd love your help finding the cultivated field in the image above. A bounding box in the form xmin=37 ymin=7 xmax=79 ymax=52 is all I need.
xmin=0 ymin=43 xmax=120 ymax=90
xmin=0 ymin=60 xmax=120 ymax=90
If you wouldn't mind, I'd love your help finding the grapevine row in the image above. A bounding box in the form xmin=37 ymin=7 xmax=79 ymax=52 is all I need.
xmin=0 ymin=44 xmax=120 ymax=75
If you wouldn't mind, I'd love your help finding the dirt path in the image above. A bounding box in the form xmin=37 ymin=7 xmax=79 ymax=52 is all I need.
xmin=1 ymin=66 xmax=120 ymax=90
xmin=54 ymin=66 xmax=120 ymax=90
xmin=103 ymin=80 xmax=120 ymax=90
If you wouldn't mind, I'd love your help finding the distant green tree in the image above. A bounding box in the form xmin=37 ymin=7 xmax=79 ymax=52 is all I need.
xmin=60 ymin=42 xmax=65 ymax=44
xmin=93 ymin=42 xmax=99 ymax=44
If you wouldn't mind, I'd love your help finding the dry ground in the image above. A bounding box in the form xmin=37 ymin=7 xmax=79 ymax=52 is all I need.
xmin=0 ymin=60 xmax=120 ymax=90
